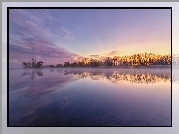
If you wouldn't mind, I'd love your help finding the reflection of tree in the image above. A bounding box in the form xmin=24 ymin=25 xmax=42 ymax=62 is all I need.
xmin=172 ymin=73 xmax=179 ymax=85
xmin=21 ymin=69 xmax=171 ymax=84
xmin=63 ymin=70 xmax=171 ymax=84
xmin=50 ymin=69 xmax=54 ymax=72
xmin=21 ymin=71 xmax=43 ymax=80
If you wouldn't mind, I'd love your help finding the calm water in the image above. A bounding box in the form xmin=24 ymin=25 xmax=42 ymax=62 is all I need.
xmin=9 ymin=68 xmax=171 ymax=126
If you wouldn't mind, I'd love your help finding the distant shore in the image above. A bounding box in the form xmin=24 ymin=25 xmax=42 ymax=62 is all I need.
xmin=95 ymin=65 xmax=171 ymax=69
xmin=18 ymin=65 xmax=171 ymax=69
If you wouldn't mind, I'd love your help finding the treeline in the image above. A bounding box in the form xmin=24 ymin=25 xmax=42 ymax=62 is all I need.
xmin=21 ymin=53 xmax=173 ymax=68
xmin=54 ymin=53 xmax=171 ymax=68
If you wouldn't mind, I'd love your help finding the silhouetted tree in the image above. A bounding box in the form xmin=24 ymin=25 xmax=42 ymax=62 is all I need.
xmin=21 ymin=57 xmax=44 ymax=68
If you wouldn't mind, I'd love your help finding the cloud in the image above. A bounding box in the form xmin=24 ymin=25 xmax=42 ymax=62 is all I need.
xmin=72 ymin=56 xmax=85 ymax=61
xmin=9 ymin=9 xmax=81 ymax=67
xmin=88 ymin=55 xmax=107 ymax=61
xmin=62 ymin=28 xmax=72 ymax=34
xmin=64 ymin=35 xmax=76 ymax=41
xmin=89 ymin=54 xmax=101 ymax=59
xmin=109 ymin=51 xmax=120 ymax=55
xmin=9 ymin=42 xmax=80 ymax=63
xmin=42 ymin=12 xmax=55 ymax=22
xmin=62 ymin=28 xmax=76 ymax=41
xmin=87 ymin=51 xmax=123 ymax=61
xmin=106 ymin=51 xmax=123 ymax=57
xmin=9 ymin=9 xmax=61 ymax=46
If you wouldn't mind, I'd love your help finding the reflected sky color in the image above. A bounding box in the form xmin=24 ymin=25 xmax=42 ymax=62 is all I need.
xmin=2 ymin=2 xmax=179 ymax=134
xmin=9 ymin=9 xmax=171 ymax=68
xmin=9 ymin=68 xmax=171 ymax=126
xmin=173 ymin=69 xmax=179 ymax=85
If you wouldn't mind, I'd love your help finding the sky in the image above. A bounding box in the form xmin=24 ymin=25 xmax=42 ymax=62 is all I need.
xmin=9 ymin=8 xmax=171 ymax=68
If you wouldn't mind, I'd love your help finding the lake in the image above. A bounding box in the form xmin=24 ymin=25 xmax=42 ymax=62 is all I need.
xmin=9 ymin=68 xmax=171 ymax=126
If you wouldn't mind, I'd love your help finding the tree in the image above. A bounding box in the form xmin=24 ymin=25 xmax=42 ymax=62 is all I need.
xmin=64 ymin=62 xmax=70 ymax=67
xmin=21 ymin=57 xmax=44 ymax=68
xmin=56 ymin=64 xmax=63 ymax=67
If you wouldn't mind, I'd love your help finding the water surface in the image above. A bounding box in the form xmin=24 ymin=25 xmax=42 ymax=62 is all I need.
xmin=9 ymin=68 xmax=171 ymax=126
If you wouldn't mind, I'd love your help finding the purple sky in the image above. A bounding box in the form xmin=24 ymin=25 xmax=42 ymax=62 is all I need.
xmin=9 ymin=9 xmax=171 ymax=68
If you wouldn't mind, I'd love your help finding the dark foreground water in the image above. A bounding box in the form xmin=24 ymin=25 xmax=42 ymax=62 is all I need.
xmin=9 ymin=68 xmax=171 ymax=126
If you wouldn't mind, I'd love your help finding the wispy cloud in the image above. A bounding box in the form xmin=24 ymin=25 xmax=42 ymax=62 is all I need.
xmin=62 ymin=28 xmax=76 ymax=41
xmin=106 ymin=51 xmax=123 ymax=57
xmin=64 ymin=35 xmax=76 ymax=41
xmin=88 ymin=51 xmax=123 ymax=61
xmin=43 ymin=12 xmax=55 ymax=22
xmin=72 ymin=56 xmax=85 ymax=61
xmin=62 ymin=28 xmax=72 ymax=34
xmin=89 ymin=54 xmax=101 ymax=59
xmin=9 ymin=9 xmax=81 ymax=67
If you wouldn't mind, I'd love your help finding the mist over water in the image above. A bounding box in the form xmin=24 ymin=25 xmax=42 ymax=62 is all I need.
xmin=9 ymin=68 xmax=171 ymax=126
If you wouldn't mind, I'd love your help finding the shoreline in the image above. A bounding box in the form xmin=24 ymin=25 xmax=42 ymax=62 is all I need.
xmin=12 ymin=65 xmax=172 ymax=70
xmin=43 ymin=65 xmax=171 ymax=69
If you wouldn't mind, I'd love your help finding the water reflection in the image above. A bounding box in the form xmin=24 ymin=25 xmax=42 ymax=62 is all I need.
xmin=172 ymin=73 xmax=179 ymax=85
xmin=21 ymin=71 xmax=43 ymax=80
xmin=63 ymin=70 xmax=171 ymax=84
xmin=22 ymin=69 xmax=171 ymax=84
xmin=9 ymin=68 xmax=171 ymax=126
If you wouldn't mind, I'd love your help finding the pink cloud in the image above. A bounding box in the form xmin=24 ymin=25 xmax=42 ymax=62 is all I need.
xmin=9 ymin=9 xmax=81 ymax=67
